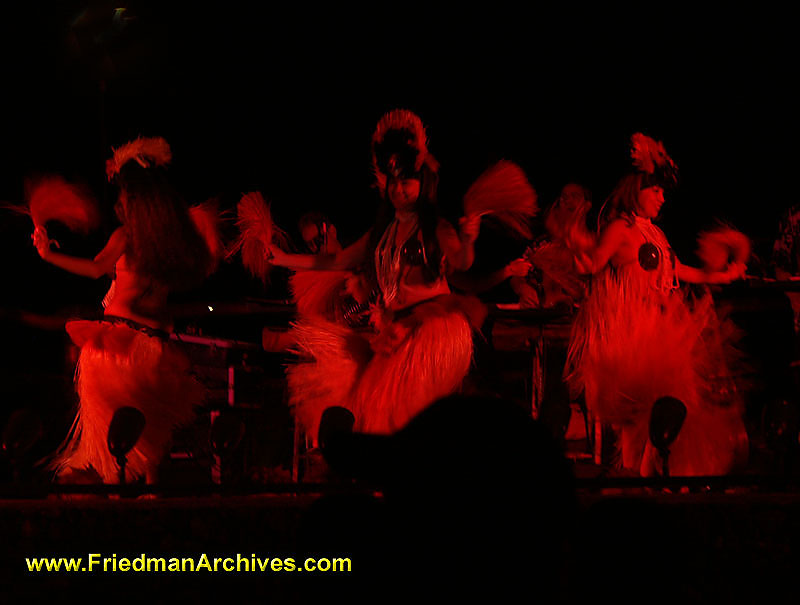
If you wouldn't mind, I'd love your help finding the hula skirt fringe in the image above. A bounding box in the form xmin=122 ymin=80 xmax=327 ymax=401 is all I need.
xmin=567 ymin=266 xmax=748 ymax=476
xmin=287 ymin=294 xmax=486 ymax=438
xmin=51 ymin=319 xmax=205 ymax=483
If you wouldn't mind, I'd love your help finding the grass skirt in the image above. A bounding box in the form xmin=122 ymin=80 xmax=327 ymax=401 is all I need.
xmin=287 ymin=295 xmax=486 ymax=438
xmin=567 ymin=266 xmax=748 ymax=475
xmin=51 ymin=319 xmax=204 ymax=483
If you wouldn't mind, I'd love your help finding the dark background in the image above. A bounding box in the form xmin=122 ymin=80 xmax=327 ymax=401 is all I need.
xmin=0 ymin=10 xmax=796 ymax=597
xmin=0 ymin=9 xmax=796 ymax=599
xmin=0 ymin=2 xmax=792 ymax=312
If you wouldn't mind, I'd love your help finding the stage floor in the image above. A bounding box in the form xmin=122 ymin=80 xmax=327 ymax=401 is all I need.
xmin=3 ymin=482 xmax=800 ymax=601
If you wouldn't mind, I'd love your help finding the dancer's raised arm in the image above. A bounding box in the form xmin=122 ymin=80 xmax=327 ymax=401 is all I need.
xmin=34 ymin=226 xmax=126 ymax=279
xmin=268 ymin=229 xmax=371 ymax=272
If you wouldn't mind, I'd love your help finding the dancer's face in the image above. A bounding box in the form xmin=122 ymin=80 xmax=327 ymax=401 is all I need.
xmin=387 ymin=177 xmax=421 ymax=213
xmin=558 ymin=184 xmax=587 ymax=212
xmin=637 ymin=185 xmax=665 ymax=219
xmin=300 ymin=223 xmax=322 ymax=253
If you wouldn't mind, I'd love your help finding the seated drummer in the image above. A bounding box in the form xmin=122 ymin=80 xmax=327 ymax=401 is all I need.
xmin=510 ymin=183 xmax=593 ymax=310
xmin=447 ymin=219 xmax=532 ymax=303
xmin=297 ymin=211 xmax=342 ymax=255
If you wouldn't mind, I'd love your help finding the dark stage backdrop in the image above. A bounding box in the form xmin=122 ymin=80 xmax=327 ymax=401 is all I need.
xmin=0 ymin=3 xmax=791 ymax=312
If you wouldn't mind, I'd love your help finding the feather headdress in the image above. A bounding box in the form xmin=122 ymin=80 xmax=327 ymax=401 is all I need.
xmin=226 ymin=192 xmax=291 ymax=284
xmin=105 ymin=136 xmax=172 ymax=181
xmin=463 ymin=160 xmax=538 ymax=239
xmin=630 ymin=132 xmax=679 ymax=189
xmin=3 ymin=176 xmax=101 ymax=235
xmin=371 ymin=109 xmax=435 ymax=191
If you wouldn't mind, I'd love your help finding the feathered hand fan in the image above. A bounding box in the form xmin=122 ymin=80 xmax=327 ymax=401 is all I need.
xmin=189 ymin=200 xmax=225 ymax=277
xmin=696 ymin=224 xmax=751 ymax=272
xmin=5 ymin=176 xmax=101 ymax=235
xmin=227 ymin=192 xmax=290 ymax=283
xmin=463 ymin=160 xmax=538 ymax=239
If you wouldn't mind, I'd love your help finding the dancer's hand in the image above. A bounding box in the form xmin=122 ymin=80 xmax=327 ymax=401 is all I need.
xmin=265 ymin=244 xmax=288 ymax=266
xmin=505 ymin=258 xmax=532 ymax=278
xmin=32 ymin=226 xmax=57 ymax=260
xmin=459 ymin=214 xmax=481 ymax=243
xmin=724 ymin=261 xmax=747 ymax=282
xmin=345 ymin=273 xmax=370 ymax=305
xmin=371 ymin=320 xmax=412 ymax=355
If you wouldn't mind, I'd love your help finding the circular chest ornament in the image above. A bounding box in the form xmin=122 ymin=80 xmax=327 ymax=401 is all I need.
xmin=401 ymin=239 xmax=425 ymax=266
xmin=638 ymin=242 xmax=660 ymax=271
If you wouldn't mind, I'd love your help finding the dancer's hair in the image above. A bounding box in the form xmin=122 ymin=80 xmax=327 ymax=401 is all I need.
xmin=115 ymin=161 xmax=211 ymax=290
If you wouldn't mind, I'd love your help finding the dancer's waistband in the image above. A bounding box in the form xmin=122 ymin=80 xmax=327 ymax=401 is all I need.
xmin=100 ymin=315 xmax=171 ymax=340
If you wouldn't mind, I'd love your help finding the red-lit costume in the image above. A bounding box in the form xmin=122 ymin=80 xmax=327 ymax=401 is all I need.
xmin=47 ymin=137 xmax=216 ymax=483
xmin=286 ymin=110 xmax=487 ymax=438
xmin=567 ymin=136 xmax=747 ymax=476
xmin=56 ymin=317 xmax=204 ymax=482
xmin=288 ymin=236 xmax=486 ymax=438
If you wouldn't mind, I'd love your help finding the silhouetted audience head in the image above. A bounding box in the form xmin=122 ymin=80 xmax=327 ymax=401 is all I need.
xmin=308 ymin=393 xmax=575 ymax=598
